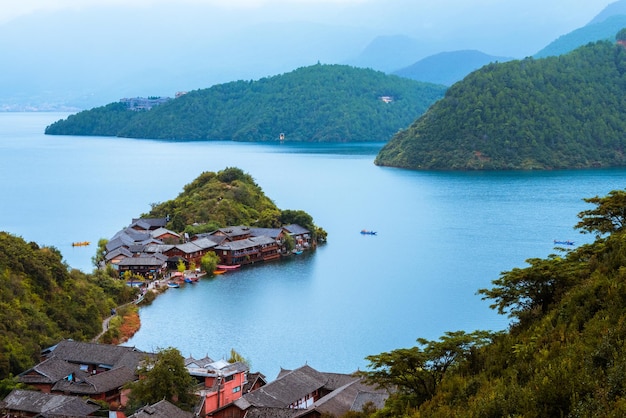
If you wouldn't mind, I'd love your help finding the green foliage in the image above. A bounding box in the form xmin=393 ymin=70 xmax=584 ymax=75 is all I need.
xmin=126 ymin=347 xmax=196 ymax=411
xmin=375 ymin=38 xmax=626 ymax=170
xmin=146 ymin=167 xmax=322 ymax=235
xmin=45 ymin=102 xmax=136 ymax=136
xmin=200 ymin=252 xmax=219 ymax=274
xmin=0 ymin=232 xmax=135 ymax=380
xmin=359 ymin=189 xmax=626 ymax=417
xmin=44 ymin=64 xmax=446 ymax=142
xmin=576 ymin=189 xmax=626 ymax=236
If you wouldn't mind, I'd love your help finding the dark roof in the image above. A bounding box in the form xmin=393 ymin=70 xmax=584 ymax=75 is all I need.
xmin=293 ymin=378 xmax=388 ymax=417
xmin=17 ymin=357 xmax=79 ymax=385
xmin=244 ymin=407 xmax=297 ymax=418
xmin=52 ymin=366 xmax=137 ymax=395
xmin=104 ymin=247 xmax=133 ymax=262
xmin=241 ymin=365 xmax=328 ymax=408
xmin=128 ymin=399 xmax=194 ymax=418
xmin=213 ymin=226 xmax=252 ymax=239
xmin=44 ymin=340 xmax=147 ymax=370
xmin=215 ymin=236 xmax=275 ymax=251
xmin=1 ymin=389 xmax=99 ymax=416
xmin=117 ymin=255 xmax=167 ymax=267
xmin=283 ymin=224 xmax=310 ymax=235
xmin=131 ymin=217 xmax=168 ymax=230
xmin=248 ymin=227 xmax=283 ymax=239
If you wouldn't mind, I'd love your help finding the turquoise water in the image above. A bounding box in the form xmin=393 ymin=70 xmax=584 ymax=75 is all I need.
xmin=2 ymin=112 xmax=625 ymax=379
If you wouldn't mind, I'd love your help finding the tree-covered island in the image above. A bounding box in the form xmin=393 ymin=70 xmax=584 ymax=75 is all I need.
xmin=375 ymin=33 xmax=626 ymax=170
xmin=44 ymin=64 xmax=446 ymax=143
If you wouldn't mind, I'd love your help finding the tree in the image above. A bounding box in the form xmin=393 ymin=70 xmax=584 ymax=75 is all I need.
xmin=228 ymin=348 xmax=250 ymax=367
xmin=360 ymin=331 xmax=493 ymax=408
xmin=200 ymin=252 xmax=219 ymax=275
xmin=92 ymin=238 xmax=108 ymax=268
xmin=575 ymin=189 xmax=626 ymax=236
xmin=126 ymin=347 xmax=196 ymax=410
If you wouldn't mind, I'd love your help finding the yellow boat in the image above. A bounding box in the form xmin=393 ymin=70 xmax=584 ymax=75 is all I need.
xmin=72 ymin=241 xmax=90 ymax=247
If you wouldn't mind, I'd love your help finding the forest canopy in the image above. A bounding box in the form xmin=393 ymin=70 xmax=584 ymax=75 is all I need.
xmin=375 ymin=37 xmax=626 ymax=170
xmin=45 ymin=64 xmax=446 ymax=143
xmin=0 ymin=232 xmax=136 ymax=380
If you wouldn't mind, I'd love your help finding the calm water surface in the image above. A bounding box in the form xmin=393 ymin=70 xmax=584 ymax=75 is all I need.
xmin=2 ymin=112 xmax=625 ymax=379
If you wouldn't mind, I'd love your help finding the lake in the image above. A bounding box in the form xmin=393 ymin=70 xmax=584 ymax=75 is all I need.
xmin=2 ymin=111 xmax=625 ymax=380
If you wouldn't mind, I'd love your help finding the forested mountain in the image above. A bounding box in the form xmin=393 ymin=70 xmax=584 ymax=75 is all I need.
xmin=358 ymin=190 xmax=626 ymax=417
xmin=45 ymin=64 xmax=446 ymax=143
xmin=393 ymin=50 xmax=513 ymax=86
xmin=0 ymin=233 xmax=136 ymax=380
xmin=375 ymin=39 xmax=626 ymax=170
xmin=145 ymin=167 xmax=326 ymax=241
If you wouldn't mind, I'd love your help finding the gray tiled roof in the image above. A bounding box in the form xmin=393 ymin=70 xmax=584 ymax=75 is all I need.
xmin=117 ymin=255 xmax=167 ymax=267
xmin=214 ymin=236 xmax=275 ymax=251
xmin=128 ymin=399 xmax=194 ymax=418
xmin=17 ymin=357 xmax=78 ymax=385
xmin=249 ymin=227 xmax=283 ymax=239
xmin=44 ymin=340 xmax=147 ymax=370
xmin=51 ymin=366 xmax=137 ymax=395
xmin=1 ymin=389 xmax=99 ymax=416
xmin=242 ymin=365 xmax=328 ymax=408
xmin=283 ymin=224 xmax=310 ymax=235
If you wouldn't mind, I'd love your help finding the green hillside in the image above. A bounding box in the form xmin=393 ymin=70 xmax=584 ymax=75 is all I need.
xmin=0 ymin=233 xmax=136 ymax=380
xmin=144 ymin=167 xmax=326 ymax=240
xmin=359 ymin=189 xmax=626 ymax=417
xmin=45 ymin=64 xmax=446 ymax=143
xmin=375 ymin=40 xmax=626 ymax=170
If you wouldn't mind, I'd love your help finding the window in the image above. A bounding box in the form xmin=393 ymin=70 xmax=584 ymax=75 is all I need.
xmin=233 ymin=386 xmax=241 ymax=393
xmin=225 ymin=374 xmax=234 ymax=382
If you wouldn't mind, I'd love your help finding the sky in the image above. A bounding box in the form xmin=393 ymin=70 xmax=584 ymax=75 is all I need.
xmin=0 ymin=0 xmax=620 ymax=109
xmin=0 ymin=0 xmax=614 ymax=27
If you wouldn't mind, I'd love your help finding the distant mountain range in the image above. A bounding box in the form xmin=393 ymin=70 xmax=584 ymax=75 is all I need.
xmin=392 ymin=50 xmax=513 ymax=86
xmin=375 ymin=38 xmax=626 ymax=170
xmin=0 ymin=2 xmax=622 ymax=111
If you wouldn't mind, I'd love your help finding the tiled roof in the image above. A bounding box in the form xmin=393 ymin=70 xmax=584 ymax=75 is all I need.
xmin=215 ymin=236 xmax=275 ymax=251
xmin=117 ymin=255 xmax=167 ymax=267
xmin=293 ymin=378 xmax=388 ymax=417
xmin=17 ymin=357 xmax=79 ymax=385
xmin=44 ymin=340 xmax=146 ymax=370
xmin=1 ymin=389 xmax=99 ymax=416
xmin=128 ymin=399 xmax=194 ymax=418
xmin=242 ymin=365 xmax=328 ymax=408
xmin=51 ymin=366 xmax=137 ymax=395
xmin=249 ymin=227 xmax=283 ymax=239
xmin=104 ymin=247 xmax=133 ymax=262
xmin=283 ymin=224 xmax=310 ymax=235
xmin=130 ymin=217 xmax=168 ymax=230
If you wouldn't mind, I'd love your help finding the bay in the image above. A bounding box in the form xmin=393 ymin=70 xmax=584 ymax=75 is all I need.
xmin=1 ymin=112 xmax=625 ymax=380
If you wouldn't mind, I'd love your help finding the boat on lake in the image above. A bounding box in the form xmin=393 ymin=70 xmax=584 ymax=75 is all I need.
xmin=167 ymin=282 xmax=180 ymax=288
xmin=360 ymin=230 xmax=377 ymax=235
xmin=213 ymin=270 xmax=227 ymax=275
xmin=72 ymin=241 xmax=90 ymax=246
xmin=554 ymin=240 xmax=575 ymax=245
xmin=184 ymin=277 xmax=194 ymax=283
xmin=216 ymin=264 xmax=241 ymax=270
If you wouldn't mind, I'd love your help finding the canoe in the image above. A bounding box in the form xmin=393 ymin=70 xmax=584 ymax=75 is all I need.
xmin=213 ymin=270 xmax=227 ymax=275
xmin=72 ymin=241 xmax=90 ymax=246
xmin=360 ymin=230 xmax=377 ymax=235
xmin=216 ymin=264 xmax=241 ymax=270
xmin=167 ymin=282 xmax=180 ymax=288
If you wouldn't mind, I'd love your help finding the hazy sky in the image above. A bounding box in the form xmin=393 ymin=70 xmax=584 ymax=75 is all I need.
xmin=0 ymin=0 xmax=614 ymax=26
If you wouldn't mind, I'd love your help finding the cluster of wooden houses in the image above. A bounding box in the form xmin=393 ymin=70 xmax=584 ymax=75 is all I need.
xmin=1 ymin=340 xmax=388 ymax=417
xmin=104 ymin=218 xmax=313 ymax=278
